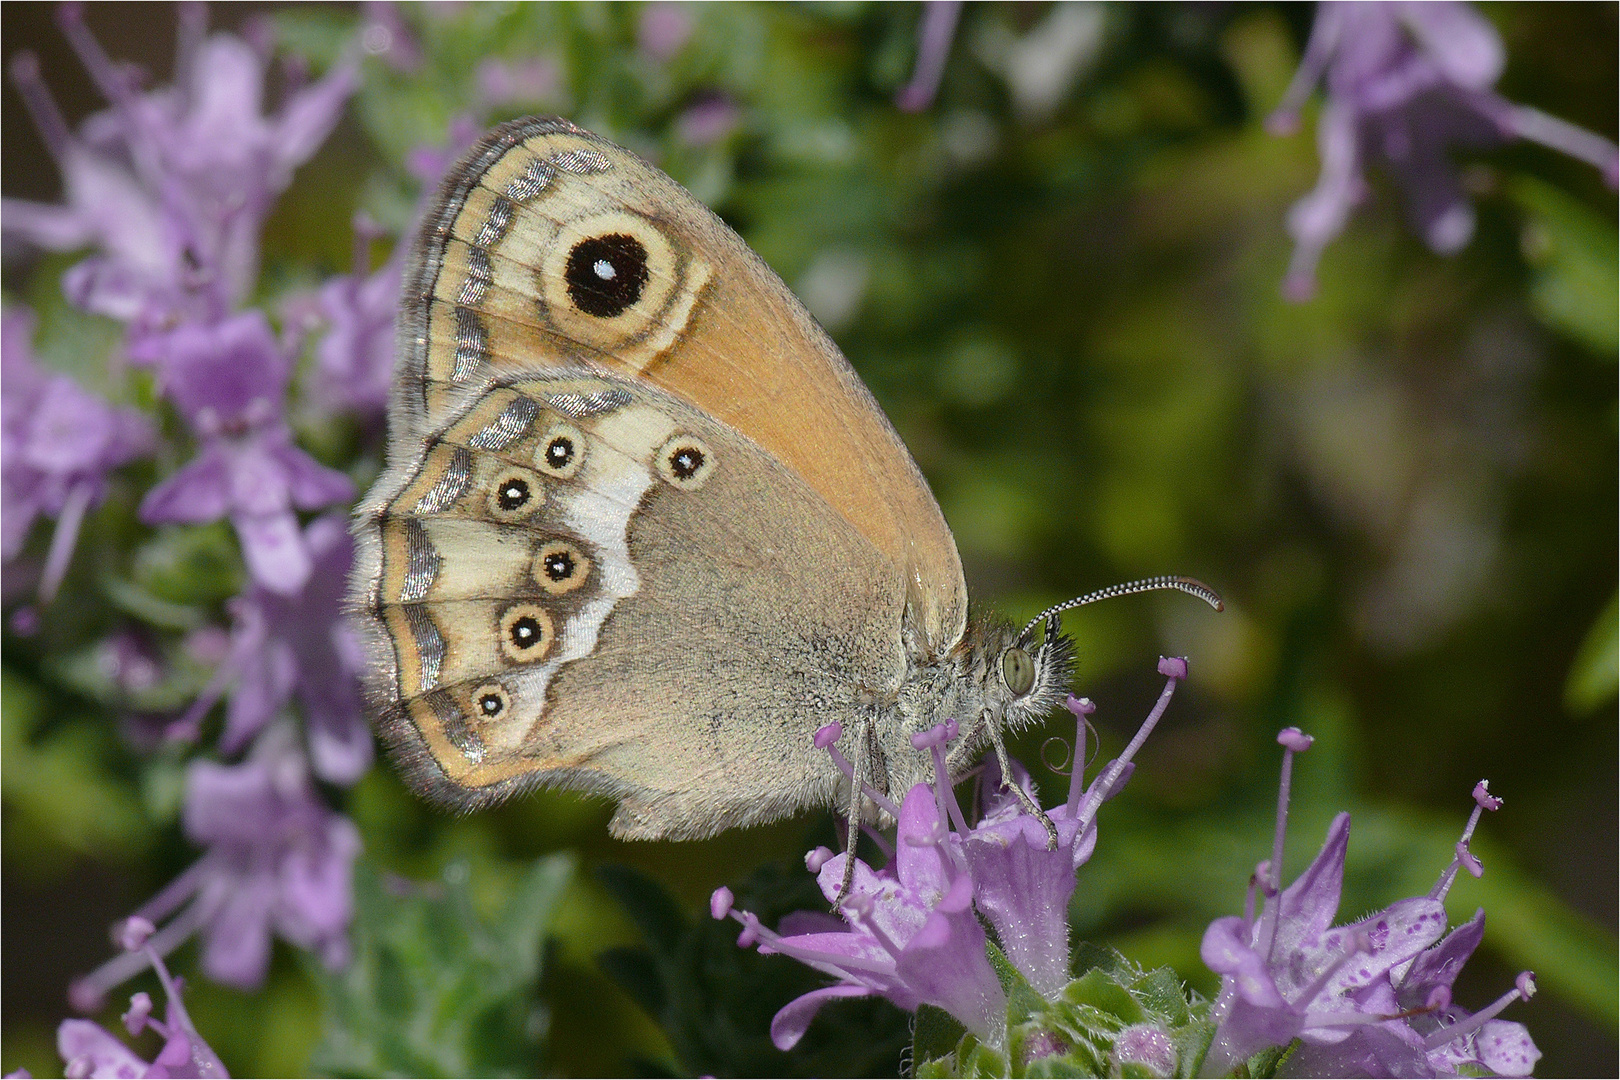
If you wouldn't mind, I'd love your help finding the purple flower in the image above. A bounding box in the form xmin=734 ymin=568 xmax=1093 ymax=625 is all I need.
xmin=638 ymin=2 xmax=694 ymax=64
xmin=137 ymin=312 xmax=353 ymax=595
xmin=1200 ymin=734 xmax=1541 ymax=1076
xmin=3 ymin=8 xmax=357 ymax=338
xmin=475 ymin=56 xmax=564 ymax=109
xmin=359 ymin=1 xmax=423 ymax=73
xmin=1 ymin=304 xmax=155 ymax=602
xmin=1270 ymin=1 xmax=1619 ymax=300
xmin=71 ymin=728 xmax=361 ymax=1005
xmin=674 ymin=95 xmax=740 ymax=149
xmin=896 ymin=1 xmax=963 ymax=113
xmin=714 ymin=657 xmax=1192 ymax=1051
xmin=716 ymin=767 xmax=1008 ymax=1051
xmin=168 ymin=515 xmax=370 ymax=784
xmin=956 ymin=659 xmax=1182 ymax=999
xmin=58 ymin=917 xmax=227 ymax=1079
xmin=406 ymin=113 xmax=483 ymax=188
xmin=307 ymin=216 xmax=402 ymax=418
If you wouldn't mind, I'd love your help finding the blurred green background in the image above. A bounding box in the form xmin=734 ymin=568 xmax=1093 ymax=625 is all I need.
xmin=3 ymin=2 xmax=1614 ymax=1076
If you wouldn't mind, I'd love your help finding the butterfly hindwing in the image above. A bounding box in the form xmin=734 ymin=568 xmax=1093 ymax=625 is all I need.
xmin=353 ymin=370 xmax=909 ymax=836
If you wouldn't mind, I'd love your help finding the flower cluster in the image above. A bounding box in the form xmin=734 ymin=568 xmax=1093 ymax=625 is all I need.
xmin=715 ymin=659 xmax=1538 ymax=1078
xmin=1270 ymin=0 xmax=1619 ymax=300
xmin=1202 ymin=729 xmax=1540 ymax=1077
xmin=3 ymin=8 xmax=383 ymax=1070
xmin=51 ymin=918 xmax=228 ymax=1080
xmin=2 ymin=305 xmax=154 ymax=612
xmin=714 ymin=657 xmax=1189 ymax=1061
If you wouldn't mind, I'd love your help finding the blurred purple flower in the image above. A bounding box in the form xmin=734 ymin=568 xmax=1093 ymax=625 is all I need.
xmin=359 ymin=1 xmax=422 ymax=73
xmin=896 ymin=1 xmax=963 ymax=113
xmin=1200 ymin=732 xmax=1540 ymax=1077
xmin=476 ymin=56 xmax=564 ymax=109
xmin=1271 ymin=0 xmax=1619 ymax=300
xmin=1 ymin=305 xmax=155 ymax=602
xmin=58 ymin=917 xmax=228 ymax=1079
xmin=674 ymin=95 xmax=740 ymax=148
xmin=71 ymin=728 xmax=361 ymax=1006
xmin=166 ymin=515 xmax=369 ymax=783
xmin=638 ymin=2 xmax=694 ymax=63
xmin=234 ymin=517 xmax=370 ymax=781
xmin=406 ymin=113 xmax=483 ymax=187
xmin=715 ymin=657 xmax=1190 ymax=1051
xmin=3 ymin=7 xmax=357 ymax=339
xmin=137 ymin=312 xmax=353 ymax=595
xmin=308 ymin=216 xmax=402 ymax=418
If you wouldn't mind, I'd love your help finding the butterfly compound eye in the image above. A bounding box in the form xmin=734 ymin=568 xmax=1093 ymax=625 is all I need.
xmin=1002 ymin=647 xmax=1036 ymax=696
xmin=565 ymin=233 xmax=649 ymax=318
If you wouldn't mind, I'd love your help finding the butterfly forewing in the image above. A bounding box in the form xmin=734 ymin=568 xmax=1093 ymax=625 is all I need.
xmin=396 ymin=117 xmax=966 ymax=653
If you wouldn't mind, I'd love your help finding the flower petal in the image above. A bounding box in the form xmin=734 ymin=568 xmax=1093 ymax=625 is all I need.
xmin=769 ymin=984 xmax=876 ymax=1051
xmin=1473 ymin=1019 xmax=1540 ymax=1077
xmin=56 ymin=1019 xmax=149 ymax=1079
xmin=234 ymin=511 xmax=312 ymax=595
xmin=140 ymin=446 xmax=232 ymax=525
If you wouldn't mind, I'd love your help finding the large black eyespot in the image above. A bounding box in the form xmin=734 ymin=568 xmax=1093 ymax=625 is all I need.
xmin=1002 ymin=647 xmax=1035 ymax=696
xmin=564 ymin=233 xmax=649 ymax=318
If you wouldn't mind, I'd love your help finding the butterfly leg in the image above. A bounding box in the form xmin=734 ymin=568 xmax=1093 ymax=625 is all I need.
xmin=984 ymin=708 xmax=1059 ymax=850
xmin=833 ymin=715 xmax=877 ymax=905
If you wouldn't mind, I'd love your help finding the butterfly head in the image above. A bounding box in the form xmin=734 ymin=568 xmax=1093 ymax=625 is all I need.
xmin=996 ymin=614 xmax=1076 ymax=734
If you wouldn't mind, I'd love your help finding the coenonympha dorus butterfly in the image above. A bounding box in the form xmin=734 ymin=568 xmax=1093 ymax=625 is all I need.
xmin=349 ymin=117 xmax=1220 ymax=873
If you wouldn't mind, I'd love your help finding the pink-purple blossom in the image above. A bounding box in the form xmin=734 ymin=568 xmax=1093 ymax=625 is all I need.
xmin=70 ymin=728 xmax=361 ymax=1007
xmin=896 ymin=1 xmax=964 ymax=113
xmin=1200 ymin=733 xmax=1540 ymax=1077
xmin=57 ymin=918 xmax=227 ymax=1079
xmin=167 ymin=515 xmax=370 ymax=783
xmin=3 ymin=7 xmax=357 ymax=341
xmin=1 ymin=305 xmax=155 ymax=602
xmin=307 ymin=217 xmax=403 ymax=418
xmin=717 ymin=774 xmax=1009 ymax=1051
xmin=1270 ymin=1 xmax=1619 ymax=301
xmin=137 ymin=312 xmax=353 ymax=595
xmin=713 ymin=657 xmax=1190 ymax=1053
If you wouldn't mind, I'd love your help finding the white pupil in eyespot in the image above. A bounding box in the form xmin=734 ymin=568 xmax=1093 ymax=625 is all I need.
xmin=593 ymin=258 xmax=616 ymax=280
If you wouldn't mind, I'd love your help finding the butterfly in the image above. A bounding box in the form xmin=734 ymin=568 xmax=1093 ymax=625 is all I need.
xmin=349 ymin=117 xmax=1219 ymax=861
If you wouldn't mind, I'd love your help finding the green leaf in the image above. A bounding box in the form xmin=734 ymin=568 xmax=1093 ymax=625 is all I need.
xmin=1 ymin=667 xmax=152 ymax=869
xmin=913 ymin=1003 xmax=970 ymax=1075
xmin=1564 ymin=592 xmax=1618 ymax=713
xmin=309 ymin=854 xmax=572 ymax=1078
xmin=1509 ymin=175 xmax=1619 ymax=357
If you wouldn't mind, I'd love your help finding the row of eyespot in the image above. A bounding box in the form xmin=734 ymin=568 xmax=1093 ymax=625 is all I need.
xmin=483 ymin=430 xmax=716 ymax=527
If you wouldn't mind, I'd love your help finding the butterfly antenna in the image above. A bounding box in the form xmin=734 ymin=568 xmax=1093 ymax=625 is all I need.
xmin=1021 ymin=575 xmax=1224 ymax=642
